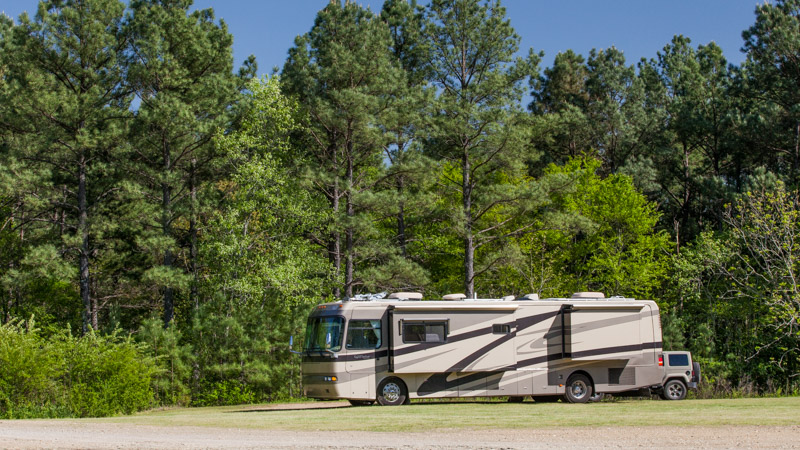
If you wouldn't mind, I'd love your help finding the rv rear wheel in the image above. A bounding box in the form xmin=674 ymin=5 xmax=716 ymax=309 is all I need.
xmin=377 ymin=377 xmax=408 ymax=406
xmin=661 ymin=379 xmax=687 ymax=401
xmin=563 ymin=373 xmax=593 ymax=404
xmin=348 ymin=399 xmax=374 ymax=407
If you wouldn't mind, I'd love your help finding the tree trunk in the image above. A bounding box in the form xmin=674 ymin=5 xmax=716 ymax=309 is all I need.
xmin=189 ymin=158 xmax=198 ymax=310
xmin=462 ymin=152 xmax=474 ymax=298
xmin=328 ymin=144 xmax=342 ymax=299
xmin=345 ymin=149 xmax=354 ymax=299
xmin=396 ymin=177 xmax=407 ymax=257
xmin=162 ymin=142 xmax=174 ymax=326
xmin=328 ymin=182 xmax=341 ymax=299
xmin=79 ymin=158 xmax=92 ymax=333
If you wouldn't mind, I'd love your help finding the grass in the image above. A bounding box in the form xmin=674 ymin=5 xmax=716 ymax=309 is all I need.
xmin=90 ymin=397 xmax=800 ymax=432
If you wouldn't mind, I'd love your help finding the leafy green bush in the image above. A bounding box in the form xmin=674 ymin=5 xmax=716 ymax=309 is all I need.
xmin=136 ymin=318 xmax=193 ymax=406
xmin=58 ymin=329 xmax=157 ymax=417
xmin=191 ymin=380 xmax=254 ymax=406
xmin=0 ymin=319 xmax=157 ymax=418
xmin=0 ymin=319 xmax=65 ymax=418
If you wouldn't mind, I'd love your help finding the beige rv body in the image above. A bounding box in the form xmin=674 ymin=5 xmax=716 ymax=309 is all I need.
xmin=302 ymin=295 xmax=664 ymax=402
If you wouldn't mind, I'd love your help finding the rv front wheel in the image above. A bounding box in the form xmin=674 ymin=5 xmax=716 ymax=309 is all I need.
xmin=563 ymin=373 xmax=593 ymax=404
xmin=377 ymin=377 xmax=408 ymax=406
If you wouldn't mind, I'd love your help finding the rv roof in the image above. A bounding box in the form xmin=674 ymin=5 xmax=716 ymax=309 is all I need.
xmin=343 ymin=292 xmax=637 ymax=303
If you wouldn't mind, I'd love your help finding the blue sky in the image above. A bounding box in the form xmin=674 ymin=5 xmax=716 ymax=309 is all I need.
xmin=2 ymin=0 xmax=762 ymax=74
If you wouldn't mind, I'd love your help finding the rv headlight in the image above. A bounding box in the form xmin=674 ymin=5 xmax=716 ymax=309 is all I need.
xmin=323 ymin=376 xmax=338 ymax=382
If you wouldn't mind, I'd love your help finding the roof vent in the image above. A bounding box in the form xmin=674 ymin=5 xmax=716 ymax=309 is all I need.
xmin=519 ymin=293 xmax=539 ymax=300
xmin=501 ymin=295 xmax=515 ymax=301
xmin=388 ymin=292 xmax=423 ymax=300
xmin=571 ymin=292 xmax=605 ymax=299
xmin=442 ymin=293 xmax=467 ymax=301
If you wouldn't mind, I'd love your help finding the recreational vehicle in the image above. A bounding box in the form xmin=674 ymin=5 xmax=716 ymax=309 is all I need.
xmin=299 ymin=292 xmax=696 ymax=405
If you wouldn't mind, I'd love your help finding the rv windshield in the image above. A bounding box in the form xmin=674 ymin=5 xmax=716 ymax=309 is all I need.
xmin=304 ymin=316 xmax=344 ymax=353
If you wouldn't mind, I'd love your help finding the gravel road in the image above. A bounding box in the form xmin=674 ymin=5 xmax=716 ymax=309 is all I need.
xmin=1 ymin=421 xmax=798 ymax=449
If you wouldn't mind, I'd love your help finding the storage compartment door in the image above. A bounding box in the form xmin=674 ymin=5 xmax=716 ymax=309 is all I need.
xmin=568 ymin=307 xmax=642 ymax=361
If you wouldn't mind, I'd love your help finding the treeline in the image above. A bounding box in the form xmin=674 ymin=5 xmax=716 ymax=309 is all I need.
xmin=0 ymin=0 xmax=798 ymax=417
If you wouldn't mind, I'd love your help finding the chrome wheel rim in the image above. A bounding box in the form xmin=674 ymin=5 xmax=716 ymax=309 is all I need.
xmin=570 ymin=380 xmax=588 ymax=400
xmin=383 ymin=382 xmax=401 ymax=403
xmin=668 ymin=383 xmax=684 ymax=399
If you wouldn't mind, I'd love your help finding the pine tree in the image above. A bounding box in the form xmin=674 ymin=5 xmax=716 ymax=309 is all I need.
xmin=283 ymin=1 xmax=405 ymax=298
xmin=423 ymin=0 xmax=540 ymax=298
xmin=126 ymin=0 xmax=253 ymax=324
xmin=742 ymin=0 xmax=800 ymax=184
xmin=1 ymin=0 xmax=132 ymax=332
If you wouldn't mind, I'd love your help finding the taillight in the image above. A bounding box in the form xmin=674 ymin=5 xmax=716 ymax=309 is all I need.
xmin=658 ymin=355 xmax=664 ymax=366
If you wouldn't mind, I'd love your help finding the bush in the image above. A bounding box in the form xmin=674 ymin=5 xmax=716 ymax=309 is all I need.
xmin=0 ymin=319 xmax=65 ymax=419
xmin=58 ymin=329 xmax=157 ymax=417
xmin=0 ymin=319 xmax=157 ymax=418
xmin=136 ymin=318 xmax=193 ymax=406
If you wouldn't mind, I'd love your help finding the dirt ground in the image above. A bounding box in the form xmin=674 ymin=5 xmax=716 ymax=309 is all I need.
xmin=1 ymin=420 xmax=799 ymax=449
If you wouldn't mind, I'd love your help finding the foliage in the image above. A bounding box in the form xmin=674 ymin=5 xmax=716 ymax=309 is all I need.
xmin=283 ymin=1 xmax=409 ymax=298
xmin=136 ymin=318 xmax=193 ymax=406
xmin=0 ymin=319 xmax=156 ymax=419
xmin=423 ymin=0 xmax=542 ymax=297
xmin=500 ymin=156 xmax=669 ymax=298
xmin=3 ymin=0 xmax=800 ymax=413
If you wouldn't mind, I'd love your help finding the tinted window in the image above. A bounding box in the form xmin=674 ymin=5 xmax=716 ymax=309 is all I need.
xmin=402 ymin=321 xmax=447 ymax=343
xmin=304 ymin=316 xmax=344 ymax=352
xmin=668 ymin=354 xmax=690 ymax=366
xmin=346 ymin=320 xmax=382 ymax=349
xmin=492 ymin=324 xmax=511 ymax=334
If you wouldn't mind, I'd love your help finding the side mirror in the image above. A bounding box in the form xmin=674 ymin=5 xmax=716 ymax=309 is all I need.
xmin=289 ymin=335 xmax=302 ymax=355
xmin=325 ymin=332 xmax=332 ymax=348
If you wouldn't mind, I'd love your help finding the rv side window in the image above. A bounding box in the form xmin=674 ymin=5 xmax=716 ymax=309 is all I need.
xmin=668 ymin=354 xmax=690 ymax=366
xmin=492 ymin=324 xmax=511 ymax=334
xmin=346 ymin=320 xmax=382 ymax=349
xmin=402 ymin=321 xmax=447 ymax=343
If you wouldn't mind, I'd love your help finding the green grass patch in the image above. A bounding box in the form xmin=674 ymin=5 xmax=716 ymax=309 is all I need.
xmin=95 ymin=397 xmax=800 ymax=432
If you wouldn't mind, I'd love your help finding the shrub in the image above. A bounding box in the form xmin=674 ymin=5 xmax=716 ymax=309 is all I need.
xmin=57 ymin=329 xmax=157 ymax=417
xmin=0 ymin=319 xmax=157 ymax=418
xmin=136 ymin=318 xmax=193 ymax=406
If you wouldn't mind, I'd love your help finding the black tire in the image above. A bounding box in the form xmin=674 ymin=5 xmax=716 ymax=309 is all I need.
xmin=589 ymin=392 xmax=605 ymax=402
xmin=507 ymin=396 xmax=525 ymax=403
xmin=377 ymin=377 xmax=408 ymax=406
xmin=693 ymin=361 xmax=702 ymax=384
xmin=348 ymin=399 xmax=374 ymax=407
xmin=533 ymin=395 xmax=560 ymax=403
xmin=563 ymin=373 xmax=593 ymax=404
xmin=661 ymin=379 xmax=687 ymax=400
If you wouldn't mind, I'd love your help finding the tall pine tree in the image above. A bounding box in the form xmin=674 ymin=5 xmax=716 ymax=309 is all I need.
xmin=283 ymin=1 xmax=405 ymax=298
xmin=127 ymin=0 xmax=253 ymax=324
xmin=1 ymin=0 xmax=132 ymax=332
xmin=424 ymin=0 xmax=540 ymax=298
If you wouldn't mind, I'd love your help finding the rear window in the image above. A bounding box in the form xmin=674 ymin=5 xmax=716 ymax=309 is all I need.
xmin=668 ymin=354 xmax=690 ymax=366
xmin=402 ymin=321 xmax=447 ymax=343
